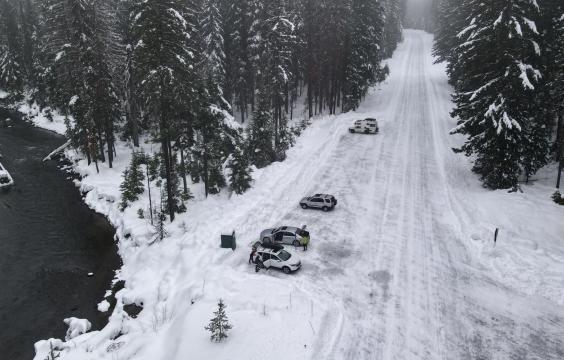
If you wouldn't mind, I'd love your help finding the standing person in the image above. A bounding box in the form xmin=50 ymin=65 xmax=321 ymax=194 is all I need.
xmin=249 ymin=247 xmax=257 ymax=264
xmin=300 ymin=231 xmax=310 ymax=251
xmin=255 ymin=253 xmax=263 ymax=272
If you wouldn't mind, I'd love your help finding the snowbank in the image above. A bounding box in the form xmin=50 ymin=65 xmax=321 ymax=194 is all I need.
xmin=63 ymin=318 xmax=92 ymax=340
xmin=18 ymin=101 xmax=68 ymax=135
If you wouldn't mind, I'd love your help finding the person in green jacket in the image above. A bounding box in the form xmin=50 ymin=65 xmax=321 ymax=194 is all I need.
xmin=300 ymin=232 xmax=310 ymax=251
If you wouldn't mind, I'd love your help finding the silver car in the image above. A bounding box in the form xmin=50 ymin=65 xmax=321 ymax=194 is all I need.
xmin=260 ymin=226 xmax=309 ymax=247
xmin=299 ymin=193 xmax=337 ymax=211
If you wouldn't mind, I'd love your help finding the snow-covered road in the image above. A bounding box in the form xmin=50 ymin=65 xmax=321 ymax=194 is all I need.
xmin=276 ymin=30 xmax=564 ymax=360
xmin=34 ymin=30 xmax=564 ymax=360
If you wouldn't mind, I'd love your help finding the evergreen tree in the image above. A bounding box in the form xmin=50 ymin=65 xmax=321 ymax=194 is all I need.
xmin=159 ymin=151 xmax=187 ymax=214
xmin=254 ymin=0 xmax=298 ymax=158
xmin=0 ymin=0 xmax=24 ymax=91
xmin=204 ymin=299 xmax=232 ymax=343
xmin=201 ymin=0 xmax=226 ymax=90
xmin=382 ymin=0 xmax=403 ymax=58
xmin=432 ymin=0 xmax=466 ymax=64
xmin=132 ymin=0 xmax=197 ymax=221
xmin=542 ymin=2 xmax=564 ymax=188
xmin=192 ymin=98 xmax=228 ymax=196
xmin=248 ymin=90 xmax=275 ymax=168
xmin=150 ymin=189 xmax=169 ymax=243
xmin=119 ymin=152 xmax=146 ymax=210
xmin=19 ymin=0 xmax=39 ymax=86
xmin=451 ymin=0 xmax=546 ymax=189
xmin=228 ymin=0 xmax=257 ymax=122
xmin=38 ymin=0 xmax=120 ymax=171
xmin=227 ymin=138 xmax=253 ymax=194
xmin=343 ymin=0 xmax=386 ymax=111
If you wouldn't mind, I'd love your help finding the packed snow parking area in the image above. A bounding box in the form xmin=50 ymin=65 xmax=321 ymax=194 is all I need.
xmin=34 ymin=30 xmax=564 ymax=360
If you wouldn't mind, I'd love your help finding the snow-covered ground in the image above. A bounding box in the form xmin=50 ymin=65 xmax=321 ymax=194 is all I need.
xmin=19 ymin=101 xmax=68 ymax=135
xmin=33 ymin=30 xmax=564 ymax=360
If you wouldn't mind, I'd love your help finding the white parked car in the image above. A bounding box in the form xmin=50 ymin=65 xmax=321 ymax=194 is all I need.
xmin=254 ymin=245 xmax=302 ymax=274
xmin=349 ymin=118 xmax=379 ymax=134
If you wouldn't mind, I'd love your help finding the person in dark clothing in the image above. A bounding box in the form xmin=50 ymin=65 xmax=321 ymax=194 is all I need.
xmin=249 ymin=248 xmax=257 ymax=264
xmin=254 ymin=253 xmax=263 ymax=272
xmin=300 ymin=231 xmax=310 ymax=251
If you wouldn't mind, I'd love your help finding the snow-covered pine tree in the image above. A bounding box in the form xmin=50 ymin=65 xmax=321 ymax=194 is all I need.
xmin=228 ymin=0 xmax=257 ymax=122
xmin=254 ymin=0 xmax=297 ymax=159
xmin=248 ymin=89 xmax=275 ymax=168
xmin=34 ymin=0 xmax=70 ymax=107
xmin=539 ymin=1 xmax=564 ymax=188
xmin=115 ymin=0 xmax=140 ymax=147
xmin=382 ymin=0 xmax=403 ymax=58
xmin=19 ymin=0 xmax=39 ymax=86
xmin=556 ymin=10 xmax=564 ymax=189
xmin=343 ymin=0 xmax=386 ymax=111
xmin=119 ymin=151 xmax=146 ymax=210
xmin=286 ymin=2 xmax=305 ymax=119
xmin=132 ymin=0 xmax=197 ymax=221
xmin=38 ymin=0 xmax=120 ymax=171
xmin=0 ymin=0 xmax=24 ymax=91
xmin=319 ymin=0 xmax=350 ymax=115
xmin=227 ymin=137 xmax=253 ymax=194
xmin=159 ymin=151 xmax=187 ymax=214
xmin=432 ymin=0 xmax=467 ymax=64
xmin=192 ymin=95 xmax=228 ymax=196
xmin=204 ymin=299 xmax=232 ymax=342
xmin=201 ymin=0 xmax=226 ymax=90
xmin=451 ymin=0 xmax=547 ymax=189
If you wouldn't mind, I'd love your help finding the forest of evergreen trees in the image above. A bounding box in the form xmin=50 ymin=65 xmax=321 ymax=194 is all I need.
xmin=0 ymin=0 xmax=405 ymax=220
xmin=433 ymin=0 xmax=564 ymax=193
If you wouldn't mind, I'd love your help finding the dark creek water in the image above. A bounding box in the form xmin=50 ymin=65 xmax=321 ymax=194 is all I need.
xmin=0 ymin=107 xmax=121 ymax=360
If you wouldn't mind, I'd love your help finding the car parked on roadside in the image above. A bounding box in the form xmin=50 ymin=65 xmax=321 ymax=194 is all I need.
xmin=254 ymin=245 xmax=302 ymax=274
xmin=349 ymin=118 xmax=379 ymax=134
xmin=299 ymin=193 xmax=337 ymax=211
xmin=260 ymin=225 xmax=309 ymax=247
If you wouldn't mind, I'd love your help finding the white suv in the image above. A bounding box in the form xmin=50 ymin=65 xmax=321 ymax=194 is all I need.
xmin=349 ymin=118 xmax=379 ymax=134
xmin=253 ymin=245 xmax=302 ymax=274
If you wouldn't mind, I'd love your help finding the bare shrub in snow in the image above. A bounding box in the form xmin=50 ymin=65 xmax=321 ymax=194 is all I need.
xmin=44 ymin=341 xmax=60 ymax=360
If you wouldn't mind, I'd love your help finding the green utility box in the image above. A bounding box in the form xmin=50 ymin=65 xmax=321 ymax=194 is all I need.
xmin=221 ymin=231 xmax=236 ymax=250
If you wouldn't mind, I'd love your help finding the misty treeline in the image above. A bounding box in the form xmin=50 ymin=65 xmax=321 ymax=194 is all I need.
xmin=0 ymin=0 xmax=405 ymax=220
xmin=433 ymin=0 xmax=564 ymax=191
